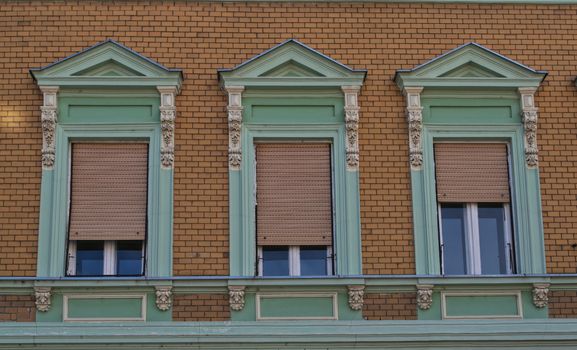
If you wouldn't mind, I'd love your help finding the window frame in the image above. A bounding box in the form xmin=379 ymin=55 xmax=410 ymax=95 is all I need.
xmin=38 ymin=121 xmax=168 ymax=278
xmin=67 ymin=240 xmax=146 ymax=276
xmin=414 ymin=122 xmax=545 ymax=275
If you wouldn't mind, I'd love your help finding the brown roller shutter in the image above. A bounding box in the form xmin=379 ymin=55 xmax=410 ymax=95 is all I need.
xmin=435 ymin=143 xmax=510 ymax=203
xmin=68 ymin=143 xmax=148 ymax=241
xmin=256 ymin=143 xmax=333 ymax=246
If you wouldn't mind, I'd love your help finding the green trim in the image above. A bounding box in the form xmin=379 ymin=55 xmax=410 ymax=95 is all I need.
xmin=410 ymin=96 xmax=546 ymax=275
xmin=219 ymin=40 xmax=365 ymax=88
xmin=395 ymin=43 xmax=546 ymax=90
xmin=31 ymin=40 xmax=182 ymax=89
xmin=2 ymin=319 xmax=577 ymax=348
xmin=37 ymin=95 xmax=173 ymax=278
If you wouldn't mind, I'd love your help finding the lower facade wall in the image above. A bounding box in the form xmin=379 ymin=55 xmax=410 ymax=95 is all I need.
xmin=549 ymin=290 xmax=577 ymax=318
xmin=172 ymin=293 xmax=230 ymax=321
xmin=363 ymin=292 xmax=417 ymax=320
xmin=0 ymin=295 xmax=35 ymax=322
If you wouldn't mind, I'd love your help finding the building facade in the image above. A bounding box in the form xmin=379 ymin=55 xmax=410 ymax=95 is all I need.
xmin=2 ymin=0 xmax=577 ymax=348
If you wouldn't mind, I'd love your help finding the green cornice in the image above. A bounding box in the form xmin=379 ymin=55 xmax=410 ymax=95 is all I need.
xmin=395 ymin=42 xmax=546 ymax=90
xmin=1 ymin=319 xmax=577 ymax=348
xmin=30 ymin=39 xmax=183 ymax=89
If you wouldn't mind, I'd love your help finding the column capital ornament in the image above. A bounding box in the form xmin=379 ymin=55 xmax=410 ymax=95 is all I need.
xmin=228 ymin=285 xmax=246 ymax=311
xmin=158 ymin=86 xmax=178 ymax=169
xmin=155 ymin=286 xmax=173 ymax=311
xmin=403 ymin=87 xmax=424 ymax=170
xmin=39 ymin=86 xmax=59 ymax=170
xmin=519 ymin=87 xmax=539 ymax=168
xmin=342 ymin=86 xmax=361 ymax=171
xmin=34 ymin=287 xmax=52 ymax=312
xmin=532 ymin=283 xmax=549 ymax=308
xmin=347 ymin=285 xmax=365 ymax=311
xmin=225 ymin=86 xmax=244 ymax=170
xmin=416 ymin=284 xmax=433 ymax=310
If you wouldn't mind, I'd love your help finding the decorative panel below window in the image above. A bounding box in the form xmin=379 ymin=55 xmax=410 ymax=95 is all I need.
xmin=434 ymin=143 xmax=510 ymax=203
xmin=68 ymin=143 xmax=148 ymax=241
xmin=256 ymin=143 xmax=333 ymax=246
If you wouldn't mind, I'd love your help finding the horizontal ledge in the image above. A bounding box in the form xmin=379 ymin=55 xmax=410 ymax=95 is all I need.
xmin=0 ymin=275 xmax=574 ymax=291
xmin=1 ymin=320 xmax=577 ymax=345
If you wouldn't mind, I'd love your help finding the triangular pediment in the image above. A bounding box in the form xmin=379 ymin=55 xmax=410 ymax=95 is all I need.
xmin=31 ymin=39 xmax=182 ymax=88
xmin=219 ymin=39 xmax=366 ymax=88
xmin=395 ymin=43 xmax=546 ymax=89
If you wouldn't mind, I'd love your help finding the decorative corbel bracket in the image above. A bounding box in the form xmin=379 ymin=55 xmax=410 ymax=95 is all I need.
xmin=347 ymin=285 xmax=365 ymax=310
xmin=158 ymin=86 xmax=178 ymax=169
xmin=155 ymin=286 xmax=173 ymax=311
xmin=225 ymin=86 xmax=244 ymax=170
xmin=403 ymin=87 xmax=424 ymax=170
xmin=519 ymin=87 xmax=539 ymax=168
xmin=39 ymin=86 xmax=59 ymax=170
xmin=228 ymin=286 xmax=245 ymax=311
xmin=416 ymin=284 xmax=433 ymax=310
xmin=34 ymin=287 xmax=52 ymax=312
xmin=532 ymin=283 xmax=550 ymax=308
xmin=342 ymin=86 xmax=361 ymax=171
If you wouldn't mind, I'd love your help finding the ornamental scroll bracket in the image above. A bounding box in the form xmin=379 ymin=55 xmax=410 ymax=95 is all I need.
xmin=416 ymin=284 xmax=433 ymax=310
xmin=347 ymin=285 xmax=365 ymax=311
xmin=155 ymin=286 xmax=173 ymax=311
xmin=519 ymin=87 xmax=539 ymax=169
xmin=39 ymin=86 xmax=59 ymax=170
xmin=228 ymin=285 xmax=246 ymax=311
xmin=34 ymin=287 xmax=52 ymax=312
xmin=532 ymin=283 xmax=549 ymax=308
xmin=158 ymin=86 xmax=178 ymax=169
xmin=403 ymin=87 xmax=424 ymax=171
xmin=342 ymin=86 xmax=361 ymax=171
xmin=225 ymin=86 xmax=244 ymax=171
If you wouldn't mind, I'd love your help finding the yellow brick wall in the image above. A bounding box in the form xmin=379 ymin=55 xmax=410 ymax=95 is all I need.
xmin=0 ymin=295 xmax=35 ymax=322
xmin=363 ymin=293 xmax=417 ymax=320
xmin=0 ymin=1 xmax=577 ymax=276
xmin=172 ymin=294 xmax=230 ymax=321
xmin=549 ymin=290 xmax=577 ymax=318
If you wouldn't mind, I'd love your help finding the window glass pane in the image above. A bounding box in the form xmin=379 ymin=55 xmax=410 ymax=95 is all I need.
xmin=116 ymin=241 xmax=143 ymax=276
xmin=75 ymin=241 xmax=104 ymax=276
xmin=262 ymin=247 xmax=289 ymax=276
xmin=300 ymin=246 xmax=328 ymax=276
xmin=478 ymin=204 xmax=509 ymax=274
xmin=440 ymin=204 xmax=467 ymax=275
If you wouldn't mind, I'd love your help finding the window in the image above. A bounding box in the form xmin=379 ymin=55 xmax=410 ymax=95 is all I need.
xmin=67 ymin=240 xmax=144 ymax=276
xmin=435 ymin=143 xmax=514 ymax=275
xmin=258 ymin=246 xmax=333 ymax=276
xmin=255 ymin=143 xmax=334 ymax=276
xmin=66 ymin=143 xmax=148 ymax=276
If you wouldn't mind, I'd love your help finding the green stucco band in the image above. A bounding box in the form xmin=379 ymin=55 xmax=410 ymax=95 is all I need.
xmin=244 ymin=97 xmax=344 ymax=124
xmin=410 ymin=96 xmax=546 ymax=276
xmin=259 ymin=296 xmax=335 ymax=319
xmin=67 ymin=297 xmax=143 ymax=319
xmin=444 ymin=295 xmax=519 ymax=317
xmin=36 ymin=93 xmax=173 ymax=278
xmin=35 ymin=294 xmax=64 ymax=322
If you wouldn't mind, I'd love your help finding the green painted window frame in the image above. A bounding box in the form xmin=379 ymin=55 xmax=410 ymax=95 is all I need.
xmin=411 ymin=94 xmax=545 ymax=275
xmin=37 ymin=94 xmax=173 ymax=278
xmin=229 ymin=95 xmax=362 ymax=277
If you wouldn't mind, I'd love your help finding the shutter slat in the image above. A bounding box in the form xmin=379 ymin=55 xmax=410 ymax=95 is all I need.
xmin=68 ymin=143 xmax=148 ymax=241
xmin=434 ymin=143 xmax=510 ymax=203
xmin=256 ymin=143 xmax=333 ymax=246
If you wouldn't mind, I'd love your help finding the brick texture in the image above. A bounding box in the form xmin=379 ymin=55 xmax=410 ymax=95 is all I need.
xmin=0 ymin=295 xmax=35 ymax=322
xmin=1 ymin=1 xmax=577 ymax=275
xmin=363 ymin=293 xmax=417 ymax=320
xmin=549 ymin=290 xmax=577 ymax=318
xmin=172 ymin=293 xmax=230 ymax=321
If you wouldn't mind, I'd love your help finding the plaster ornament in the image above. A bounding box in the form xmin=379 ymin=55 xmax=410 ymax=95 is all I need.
xmin=347 ymin=285 xmax=365 ymax=311
xmin=228 ymin=286 xmax=245 ymax=311
xmin=155 ymin=286 xmax=173 ymax=311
